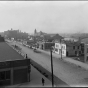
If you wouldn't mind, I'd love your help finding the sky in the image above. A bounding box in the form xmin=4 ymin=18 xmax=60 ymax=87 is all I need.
xmin=0 ymin=1 xmax=88 ymax=34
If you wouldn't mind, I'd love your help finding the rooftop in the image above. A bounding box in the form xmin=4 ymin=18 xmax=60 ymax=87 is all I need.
xmin=81 ymin=38 xmax=88 ymax=44
xmin=64 ymin=41 xmax=81 ymax=46
xmin=0 ymin=42 xmax=24 ymax=62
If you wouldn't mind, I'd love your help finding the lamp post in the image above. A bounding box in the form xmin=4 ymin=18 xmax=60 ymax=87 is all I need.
xmin=50 ymin=47 xmax=54 ymax=87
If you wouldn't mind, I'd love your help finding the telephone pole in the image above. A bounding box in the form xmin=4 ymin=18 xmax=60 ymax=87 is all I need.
xmin=60 ymin=39 xmax=62 ymax=59
xmin=50 ymin=47 xmax=54 ymax=87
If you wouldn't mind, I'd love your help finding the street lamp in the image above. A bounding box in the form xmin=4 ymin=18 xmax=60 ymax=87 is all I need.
xmin=50 ymin=47 xmax=54 ymax=87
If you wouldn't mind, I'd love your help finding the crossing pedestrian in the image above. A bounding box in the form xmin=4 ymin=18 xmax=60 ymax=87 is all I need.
xmin=42 ymin=78 xmax=45 ymax=86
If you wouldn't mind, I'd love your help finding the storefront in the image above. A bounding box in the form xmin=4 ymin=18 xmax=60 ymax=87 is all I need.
xmin=0 ymin=59 xmax=31 ymax=86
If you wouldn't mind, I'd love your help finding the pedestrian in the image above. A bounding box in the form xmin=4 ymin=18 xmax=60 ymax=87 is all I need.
xmin=26 ymin=54 xmax=27 ymax=59
xmin=42 ymin=78 xmax=45 ymax=86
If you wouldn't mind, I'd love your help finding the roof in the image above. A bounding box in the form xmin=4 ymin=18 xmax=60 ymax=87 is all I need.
xmin=81 ymin=38 xmax=88 ymax=44
xmin=64 ymin=41 xmax=80 ymax=46
xmin=0 ymin=42 xmax=24 ymax=62
xmin=64 ymin=37 xmax=78 ymax=41
xmin=52 ymin=34 xmax=63 ymax=39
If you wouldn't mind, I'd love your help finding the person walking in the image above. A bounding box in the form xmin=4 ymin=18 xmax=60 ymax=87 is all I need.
xmin=42 ymin=78 xmax=45 ymax=86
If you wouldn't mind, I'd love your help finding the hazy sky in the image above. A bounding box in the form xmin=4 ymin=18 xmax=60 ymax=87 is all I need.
xmin=0 ymin=1 xmax=88 ymax=34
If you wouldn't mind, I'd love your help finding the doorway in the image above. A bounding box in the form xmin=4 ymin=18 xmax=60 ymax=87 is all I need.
xmin=66 ymin=51 xmax=69 ymax=56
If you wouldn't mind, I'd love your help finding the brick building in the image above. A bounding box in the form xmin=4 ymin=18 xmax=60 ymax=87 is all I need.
xmin=66 ymin=41 xmax=82 ymax=57
xmin=0 ymin=42 xmax=31 ymax=86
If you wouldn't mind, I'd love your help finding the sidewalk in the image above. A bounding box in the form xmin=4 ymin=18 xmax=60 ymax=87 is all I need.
xmin=37 ymin=48 xmax=88 ymax=70
xmin=7 ymin=65 xmax=52 ymax=87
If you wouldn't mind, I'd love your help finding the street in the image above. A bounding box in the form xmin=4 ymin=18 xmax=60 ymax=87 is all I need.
xmin=8 ymin=41 xmax=88 ymax=87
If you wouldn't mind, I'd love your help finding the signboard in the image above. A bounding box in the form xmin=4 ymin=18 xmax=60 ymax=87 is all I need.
xmin=0 ymin=61 xmax=11 ymax=69
xmin=0 ymin=59 xmax=31 ymax=69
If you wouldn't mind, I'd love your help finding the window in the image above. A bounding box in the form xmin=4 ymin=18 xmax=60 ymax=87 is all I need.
xmin=87 ymin=48 xmax=88 ymax=53
xmin=73 ymin=46 xmax=75 ymax=49
xmin=82 ymin=50 xmax=84 ymax=53
xmin=62 ymin=51 xmax=64 ymax=54
xmin=6 ymin=71 xmax=10 ymax=79
xmin=79 ymin=51 xmax=81 ymax=54
xmin=63 ymin=46 xmax=65 ymax=49
xmin=87 ymin=56 xmax=88 ymax=61
xmin=56 ymin=45 xmax=58 ymax=48
xmin=55 ymin=48 xmax=58 ymax=52
xmin=0 ymin=71 xmax=10 ymax=81
xmin=0 ymin=71 xmax=5 ymax=80
xmin=61 ymin=46 xmax=63 ymax=49
xmin=78 ymin=46 xmax=79 ymax=49
xmin=75 ymin=51 xmax=77 ymax=55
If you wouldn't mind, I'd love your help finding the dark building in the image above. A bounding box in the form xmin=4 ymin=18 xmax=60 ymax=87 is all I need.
xmin=0 ymin=42 xmax=31 ymax=86
xmin=0 ymin=35 xmax=4 ymax=42
xmin=39 ymin=42 xmax=55 ymax=50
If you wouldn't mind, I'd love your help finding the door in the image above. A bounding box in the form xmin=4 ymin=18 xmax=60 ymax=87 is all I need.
xmin=66 ymin=51 xmax=69 ymax=56
xmin=13 ymin=68 xmax=28 ymax=85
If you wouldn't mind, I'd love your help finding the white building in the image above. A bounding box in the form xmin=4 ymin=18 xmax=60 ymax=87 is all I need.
xmin=55 ymin=42 xmax=66 ymax=56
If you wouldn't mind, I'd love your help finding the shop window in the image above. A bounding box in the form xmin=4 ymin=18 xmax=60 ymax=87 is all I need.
xmin=0 ymin=71 xmax=5 ymax=80
xmin=0 ymin=71 xmax=10 ymax=81
xmin=6 ymin=71 xmax=10 ymax=79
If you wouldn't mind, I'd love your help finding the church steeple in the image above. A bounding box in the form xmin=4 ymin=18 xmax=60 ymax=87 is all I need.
xmin=34 ymin=29 xmax=37 ymax=36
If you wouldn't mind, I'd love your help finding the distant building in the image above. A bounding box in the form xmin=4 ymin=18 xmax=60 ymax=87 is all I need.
xmin=81 ymin=38 xmax=88 ymax=62
xmin=55 ymin=42 xmax=66 ymax=56
xmin=84 ymin=44 xmax=88 ymax=62
xmin=63 ymin=37 xmax=78 ymax=42
xmin=0 ymin=35 xmax=5 ymax=42
xmin=55 ymin=41 xmax=82 ymax=57
xmin=34 ymin=29 xmax=37 ymax=36
xmin=38 ymin=42 xmax=55 ymax=50
xmin=65 ymin=41 xmax=82 ymax=57
xmin=34 ymin=29 xmax=47 ymax=37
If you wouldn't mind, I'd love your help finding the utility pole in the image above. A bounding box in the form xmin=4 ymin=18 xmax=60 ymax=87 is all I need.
xmin=50 ymin=47 xmax=54 ymax=87
xmin=60 ymin=39 xmax=62 ymax=59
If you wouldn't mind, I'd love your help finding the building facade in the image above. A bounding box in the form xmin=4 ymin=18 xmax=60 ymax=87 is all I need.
xmin=55 ymin=41 xmax=82 ymax=57
xmin=0 ymin=59 xmax=31 ymax=86
xmin=55 ymin=42 xmax=66 ymax=56
xmin=66 ymin=42 xmax=82 ymax=57
xmin=0 ymin=42 xmax=31 ymax=86
xmin=39 ymin=42 xmax=55 ymax=50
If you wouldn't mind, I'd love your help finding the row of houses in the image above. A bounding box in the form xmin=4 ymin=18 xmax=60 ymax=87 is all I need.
xmin=37 ymin=39 xmax=88 ymax=62
xmin=55 ymin=41 xmax=84 ymax=57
